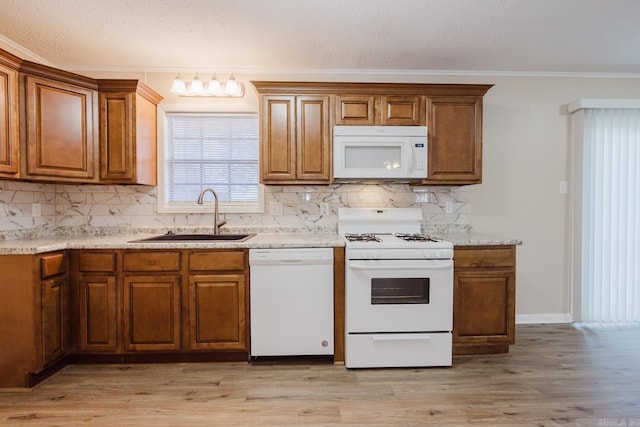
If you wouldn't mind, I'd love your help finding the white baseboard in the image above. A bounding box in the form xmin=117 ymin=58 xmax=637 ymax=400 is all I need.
xmin=515 ymin=313 xmax=572 ymax=324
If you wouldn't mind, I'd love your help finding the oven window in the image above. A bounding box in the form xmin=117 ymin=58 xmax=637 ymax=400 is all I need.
xmin=371 ymin=278 xmax=430 ymax=304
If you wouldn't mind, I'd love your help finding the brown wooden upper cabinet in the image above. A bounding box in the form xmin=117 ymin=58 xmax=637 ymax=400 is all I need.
xmin=423 ymin=96 xmax=484 ymax=185
xmin=335 ymin=95 xmax=424 ymax=126
xmin=21 ymin=62 xmax=99 ymax=182
xmin=258 ymin=93 xmax=331 ymax=184
xmin=252 ymin=81 xmax=492 ymax=186
xmin=97 ymin=80 xmax=163 ymax=185
xmin=0 ymin=47 xmax=162 ymax=185
xmin=0 ymin=49 xmax=20 ymax=178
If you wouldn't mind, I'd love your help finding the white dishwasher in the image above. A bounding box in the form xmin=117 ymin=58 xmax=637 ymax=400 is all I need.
xmin=249 ymin=248 xmax=334 ymax=357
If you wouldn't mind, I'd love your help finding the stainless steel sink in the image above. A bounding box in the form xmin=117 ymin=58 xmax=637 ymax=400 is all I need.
xmin=129 ymin=233 xmax=255 ymax=243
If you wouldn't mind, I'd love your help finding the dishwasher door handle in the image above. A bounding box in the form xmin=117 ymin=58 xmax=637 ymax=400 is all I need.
xmin=371 ymin=335 xmax=432 ymax=342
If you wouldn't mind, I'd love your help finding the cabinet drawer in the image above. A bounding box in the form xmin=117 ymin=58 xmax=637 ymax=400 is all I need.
xmin=78 ymin=252 xmax=116 ymax=273
xmin=454 ymin=247 xmax=515 ymax=269
xmin=189 ymin=251 xmax=245 ymax=271
xmin=123 ymin=251 xmax=181 ymax=272
xmin=41 ymin=253 xmax=68 ymax=278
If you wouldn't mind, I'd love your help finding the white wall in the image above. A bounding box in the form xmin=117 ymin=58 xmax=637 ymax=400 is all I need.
xmin=471 ymin=76 xmax=640 ymax=321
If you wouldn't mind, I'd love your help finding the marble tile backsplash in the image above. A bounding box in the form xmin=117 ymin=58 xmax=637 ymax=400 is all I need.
xmin=0 ymin=180 xmax=57 ymax=239
xmin=0 ymin=181 xmax=471 ymax=240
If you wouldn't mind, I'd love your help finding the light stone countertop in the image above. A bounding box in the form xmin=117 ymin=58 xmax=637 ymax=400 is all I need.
xmin=0 ymin=230 xmax=521 ymax=255
xmin=0 ymin=232 xmax=345 ymax=255
xmin=431 ymin=231 xmax=523 ymax=247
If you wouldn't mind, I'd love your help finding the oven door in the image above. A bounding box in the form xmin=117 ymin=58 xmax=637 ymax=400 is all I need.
xmin=346 ymin=259 xmax=453 ymax=333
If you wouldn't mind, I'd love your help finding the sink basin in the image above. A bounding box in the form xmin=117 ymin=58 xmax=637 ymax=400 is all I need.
xmin=130 ymin=233 xmax=255 ymax=243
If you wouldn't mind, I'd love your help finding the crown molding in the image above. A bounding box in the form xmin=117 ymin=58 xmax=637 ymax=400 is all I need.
xmin=0 ymin=34 xmax=55 ymax=66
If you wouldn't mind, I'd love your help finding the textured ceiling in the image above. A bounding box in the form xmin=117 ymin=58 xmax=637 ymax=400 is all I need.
xmin=1 ymin=0 xmax=639 ymax=75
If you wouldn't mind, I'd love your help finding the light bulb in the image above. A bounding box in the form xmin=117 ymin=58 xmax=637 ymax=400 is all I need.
xmin=170 ymin=74 xmax=186 ymax=94
xmin=224 ymin=74 xmax=241 ymax=96
xmin=206 ymin=74 xmax=223 ymax=95
xmin=188 ymin=73 xmax=204 ymax=95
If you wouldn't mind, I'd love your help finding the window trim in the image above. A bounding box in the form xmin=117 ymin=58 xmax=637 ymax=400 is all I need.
xmin=157 ymin=105 xmax=264 ymax=214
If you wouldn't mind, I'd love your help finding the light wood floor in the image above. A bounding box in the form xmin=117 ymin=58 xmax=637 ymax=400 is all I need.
xmin=1 ymin=324 xmax=639 ymax=426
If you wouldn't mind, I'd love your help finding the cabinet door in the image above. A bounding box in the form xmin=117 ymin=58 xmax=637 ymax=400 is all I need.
xmin=78 ymin=275 xmax=118 ymax=353
xmin=99 ymin=92 xmax=134 ymax=182
xmin=380 ymin=95 xmax=424 ymax=126
xmin=334 ymin=95 xmax=376 ymax=125
xmin=25 ymin=76 xmax=97 ymax=180
xmin=453 ymin=269 xmax=515 ymax=344
xmin=188 ymin=274 xmax=247 ymax=351
xmin=260 ymin=95 xmax=296 ymax=182
xmin=425 ymin=97 xmax=482 ymax=184
xmin=42 ymin=276 xmax=69 ymax=366
xmin=123 ymin=275 xmax=181 ymax=351
xmin=296 ymin=95 xmax=331 ymax=182
xmin=0 ymin=61 xmax=19 ymax=177
xmin=98 ymin=90 xmax=158 ymax=185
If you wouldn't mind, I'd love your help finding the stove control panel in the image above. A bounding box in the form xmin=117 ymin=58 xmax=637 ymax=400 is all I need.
xmin=347 ymin=248 xmax=454 ymax=260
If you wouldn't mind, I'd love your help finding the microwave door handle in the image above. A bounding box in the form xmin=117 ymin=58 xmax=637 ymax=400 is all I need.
xmin=348 ymin=261 xmax=452 ymax=271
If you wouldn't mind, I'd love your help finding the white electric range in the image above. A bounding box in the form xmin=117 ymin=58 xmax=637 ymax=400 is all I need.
xmin=338 ymin=208 xmax=454 ymax=368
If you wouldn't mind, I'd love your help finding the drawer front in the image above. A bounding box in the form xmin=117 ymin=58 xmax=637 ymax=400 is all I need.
xmin=78 ymin=252 xmax=117 ymax=273
xmin=346 ymin=333 xmax=452 ymax=368
xmin=189 ymin=250 xmax=245 ymax=271
xmin=454 ymin=247 xmax=515 ymax=269
xmin=123 ymin=251 xmax=181 ymax=272
xmin=41 ymin=253 xmax=68 ymax=278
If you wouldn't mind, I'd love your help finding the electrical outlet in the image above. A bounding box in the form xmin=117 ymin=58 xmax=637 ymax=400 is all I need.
xmin=559 ymin=181 xmax=568 ymax=194
xmin=415 ymin=193 xmax=429 ymax=203
xmin=445 ymin=201 xmax=454 ymax=214
xmin=320 ymin=203 xmax=330 ymax=215
xmin=32 ymin=203 xmax=42 ymax=217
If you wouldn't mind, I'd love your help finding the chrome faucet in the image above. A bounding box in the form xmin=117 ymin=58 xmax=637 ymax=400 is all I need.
xmin=197 ymin=188 xmax=227 ymax=234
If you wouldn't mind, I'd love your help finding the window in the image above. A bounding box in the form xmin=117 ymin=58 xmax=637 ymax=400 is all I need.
xmin=159 ymin=113 xmax=263 ymax=213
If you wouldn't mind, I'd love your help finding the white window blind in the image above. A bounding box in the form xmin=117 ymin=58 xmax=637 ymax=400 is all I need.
xmin=581 ymin=108 xmax=640 ymax=322
xmin=164 ymin=113 xmax=260 ymax=211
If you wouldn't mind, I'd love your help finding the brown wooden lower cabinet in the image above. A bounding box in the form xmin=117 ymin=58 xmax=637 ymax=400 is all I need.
xmin=71 ymin=249 xmax=249 ymax=357
xmin=453 ymin=245 xmax=516 ymax=355
xmin=0 ymin=252 xmax=70 ymax=388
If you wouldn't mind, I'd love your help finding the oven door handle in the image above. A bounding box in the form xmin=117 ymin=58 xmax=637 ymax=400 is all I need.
xmin=348 ymin=261 xmax=452 ymax=271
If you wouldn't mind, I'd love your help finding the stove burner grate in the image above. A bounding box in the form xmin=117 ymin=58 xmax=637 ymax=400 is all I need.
xmin=344 ymin=233 xmax=381 ymax=242
xmin=394 ymin=233 xmax=440 ymax=242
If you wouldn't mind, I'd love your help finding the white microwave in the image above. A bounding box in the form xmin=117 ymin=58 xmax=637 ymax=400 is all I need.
xmin=333 ymin=126 xmax=427 ymax=181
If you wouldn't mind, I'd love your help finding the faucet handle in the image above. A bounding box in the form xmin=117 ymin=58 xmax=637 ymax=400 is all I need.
xmin=217 ymin=220 xmax=227 ymax=228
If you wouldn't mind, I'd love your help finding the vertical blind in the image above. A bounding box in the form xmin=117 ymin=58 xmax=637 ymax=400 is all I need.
xmin=582 ymin=108 xmax=640 ymax=322
xmin=165 ymin=113 xmax=259 ymax=203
